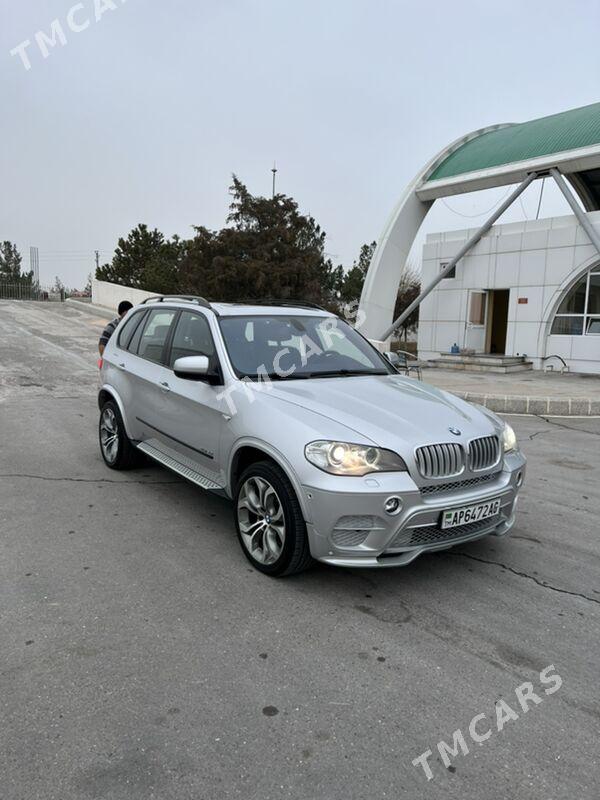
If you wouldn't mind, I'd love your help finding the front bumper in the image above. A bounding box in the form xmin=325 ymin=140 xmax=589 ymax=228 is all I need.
xmin=302 ymin=451 xmax=526 ymax=567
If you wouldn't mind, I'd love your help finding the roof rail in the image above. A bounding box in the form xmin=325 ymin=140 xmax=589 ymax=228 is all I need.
xmin=140 ymin=295 xmax=218 ymax=315
xmin=231 ymin=299 xmax=329 ymax=312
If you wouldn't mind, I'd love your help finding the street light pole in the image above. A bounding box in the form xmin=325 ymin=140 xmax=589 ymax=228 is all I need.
xmin=271 ymin=162 xmax=277 ymax=198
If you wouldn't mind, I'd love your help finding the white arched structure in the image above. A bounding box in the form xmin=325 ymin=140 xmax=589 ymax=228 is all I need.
xmin=359 ymin=102 xmax=600 ymax=343
xmin=358 ymin=125 xmax=512 ymax=341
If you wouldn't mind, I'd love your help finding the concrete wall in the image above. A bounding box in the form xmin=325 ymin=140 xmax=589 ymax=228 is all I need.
xmin=92 ymin=278 xmax=155 ymax=311
xmin=418 ymin=211 xmax=600 ymax=374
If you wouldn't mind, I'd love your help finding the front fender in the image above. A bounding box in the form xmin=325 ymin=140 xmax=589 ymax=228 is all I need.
xmin=227 ymin=436 xmax=313 ymax=523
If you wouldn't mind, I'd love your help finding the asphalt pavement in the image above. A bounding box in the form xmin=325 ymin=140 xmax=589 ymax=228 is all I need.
xmin=1 ymin=300 xmax=598 ymax=800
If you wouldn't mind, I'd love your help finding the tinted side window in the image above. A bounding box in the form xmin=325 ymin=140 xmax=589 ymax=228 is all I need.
xmin=117 ymin=310 xmax=145 ymax=350
xmin=137 ymin=309 xmax=177 ymax=364
xmin=169 ymin=311 xmax=215 ymax=367
xmin=127 ymin=310 xmax=148 ymax=354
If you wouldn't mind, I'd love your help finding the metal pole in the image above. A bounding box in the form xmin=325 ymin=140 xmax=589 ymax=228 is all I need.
xmin=271 ymin=162 xmax=277 ymax=198
xmin=381 ymin=171 xmax=539 ymax=340
xmin=550 ymin=168 xmax=600 ymax=256
xmin=535 ymin=177 xmax=545 ymax=220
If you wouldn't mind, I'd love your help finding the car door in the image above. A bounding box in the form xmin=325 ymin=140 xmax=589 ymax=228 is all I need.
xmin=158 ymin=309 xmax=226 ymax=486
xmin=124 ymin=306 xmax=178 ymax=446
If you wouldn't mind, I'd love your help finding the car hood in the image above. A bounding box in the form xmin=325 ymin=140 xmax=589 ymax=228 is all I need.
xmin=263 ymin=374 xmax=502 ymax=449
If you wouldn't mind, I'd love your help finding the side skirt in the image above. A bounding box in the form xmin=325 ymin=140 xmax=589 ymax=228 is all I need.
xmin=137 ymin=440 xmax=222 ymax=491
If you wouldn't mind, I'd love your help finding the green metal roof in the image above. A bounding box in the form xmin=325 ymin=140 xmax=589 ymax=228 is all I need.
xmin=426 ymin=102 xmax=600 ymax=182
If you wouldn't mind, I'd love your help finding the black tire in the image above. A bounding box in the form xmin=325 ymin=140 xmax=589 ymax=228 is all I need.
xmin=234 ymin=460 xmax=313 ymax=577
xmin=99 ymin=400 xmax=143 ymax=470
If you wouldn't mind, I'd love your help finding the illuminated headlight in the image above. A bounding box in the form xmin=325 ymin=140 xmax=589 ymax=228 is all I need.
xmin=305 ymin=441 xmax=407 ymax=476
xmin=502 ymin=423 xmax=518 ymax=453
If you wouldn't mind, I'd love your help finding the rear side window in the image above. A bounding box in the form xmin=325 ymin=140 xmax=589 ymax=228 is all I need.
xmin=117 ymin=310 xmax=146 ymax=350
xmin=137 ymin=309 xmax=177 ymax=364
xmin=127 ymin=311 xmax=148 ymax=354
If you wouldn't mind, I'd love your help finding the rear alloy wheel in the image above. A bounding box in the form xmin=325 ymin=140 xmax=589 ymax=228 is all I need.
xmin=99 ymin=400 xmax=142 ymax=470
xmin=235 ymin=461 xmax=312 ymax=576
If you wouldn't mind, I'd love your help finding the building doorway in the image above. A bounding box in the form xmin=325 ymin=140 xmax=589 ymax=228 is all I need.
xmin=486 ymin=290 xmax=510 ymax=354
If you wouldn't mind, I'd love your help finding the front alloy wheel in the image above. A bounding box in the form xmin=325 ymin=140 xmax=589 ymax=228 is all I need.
xmin=234 ymin=461 xmax=313 ymax=576
xmin=238 ymin=476 xmax=286 ymax=565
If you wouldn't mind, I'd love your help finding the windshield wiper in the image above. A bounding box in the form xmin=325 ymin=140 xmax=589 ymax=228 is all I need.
xmin=239 ymin=373 xmax=311 ymax=381
xmin=305 ymin=369 xmax=389 ymax=379
xmin=267 ymin=373 xmax=312 ymax=380
xmin=240 ymin=370 xmax=388 ymax=381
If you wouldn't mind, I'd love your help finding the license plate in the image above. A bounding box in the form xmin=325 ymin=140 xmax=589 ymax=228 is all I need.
xmin=441 ymin=498 xmax=501 ymax=529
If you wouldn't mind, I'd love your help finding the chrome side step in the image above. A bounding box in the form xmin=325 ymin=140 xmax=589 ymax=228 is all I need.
xmin=137 ymin=441 xmax=221 ymax=490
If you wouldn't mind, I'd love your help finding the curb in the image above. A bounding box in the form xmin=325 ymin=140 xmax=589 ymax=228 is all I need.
xmin=65 ymin=298 xmax=114 ymax=318
xmin=456 ymin=391 xmax=600 ymax=417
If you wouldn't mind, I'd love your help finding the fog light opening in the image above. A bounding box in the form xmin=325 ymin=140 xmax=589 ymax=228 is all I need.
xmin=516 ymin=471 xmax=523 ymax=487
xmin=384 ymin=496 xmax=403 ymax=516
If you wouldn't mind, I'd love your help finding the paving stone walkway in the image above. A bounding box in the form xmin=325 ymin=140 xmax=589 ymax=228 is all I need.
xmin=423 ymin=367 xmax=600 ymax=416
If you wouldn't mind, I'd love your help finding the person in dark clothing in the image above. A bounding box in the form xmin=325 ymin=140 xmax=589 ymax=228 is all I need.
xmin=98 ymin=300 xmax=133 ymax=355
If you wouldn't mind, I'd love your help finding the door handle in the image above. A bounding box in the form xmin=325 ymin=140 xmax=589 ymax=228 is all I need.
xmin=159 ymin=381 xmax=171 ymax=392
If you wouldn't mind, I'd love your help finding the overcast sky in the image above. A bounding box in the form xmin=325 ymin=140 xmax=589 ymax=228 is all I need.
xmin=2 ymin=0 xmax=599 ymax=287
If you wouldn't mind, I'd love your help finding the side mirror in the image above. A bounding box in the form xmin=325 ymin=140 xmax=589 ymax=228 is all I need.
xmin=384 ymin=351 xmax=401 ymax=367
xmin=173 ymin=355 xmax=210 ymax=379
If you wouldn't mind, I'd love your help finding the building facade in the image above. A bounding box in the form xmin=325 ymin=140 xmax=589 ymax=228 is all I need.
xmin=359 ymin=101 xmax=600 ymax=366
xmin=417 ymin=211 xmax=600 ymax=374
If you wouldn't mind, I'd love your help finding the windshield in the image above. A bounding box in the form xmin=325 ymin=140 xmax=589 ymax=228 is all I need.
xmin=218 ymin=315 xmax=394 ymax=380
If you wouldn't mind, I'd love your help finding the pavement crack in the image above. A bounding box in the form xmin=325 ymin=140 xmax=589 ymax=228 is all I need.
xmin=0 ymin=473 xmax=181 ymax=485
xmin=450 ymin=551 xmax=600 ymax=606
xmin=538 ymin=415 xmax=600 ymax=437
xmin=526 ymin=429 xmax=554 ymax=440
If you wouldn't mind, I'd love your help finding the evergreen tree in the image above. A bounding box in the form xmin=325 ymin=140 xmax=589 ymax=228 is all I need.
xmin=96 ymin=224 xmax=175 ymax=290
xmin=143 ymin=235 xmax=185 ymax=294
xmin=181 ymin=176 xmax=342 ymax=306
xmin=0 ymin=241 xmax=24 ymax=280
xmin=339 ymin=241 xmax=377 ymax=304
xmin=96 ymin=179 xmax=347 ymax=308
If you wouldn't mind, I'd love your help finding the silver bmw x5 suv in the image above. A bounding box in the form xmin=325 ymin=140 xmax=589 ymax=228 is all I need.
xmin=98 ymin=296 xmax=526 ymax=576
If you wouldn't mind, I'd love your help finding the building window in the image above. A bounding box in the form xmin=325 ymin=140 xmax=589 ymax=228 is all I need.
xmin=440 ymin=261 xmax=456 ymax=279
xmin=551 ymin=268 xmax=600 ymax=335
xmin=551 ymin=316 xmax=584 ymax=336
